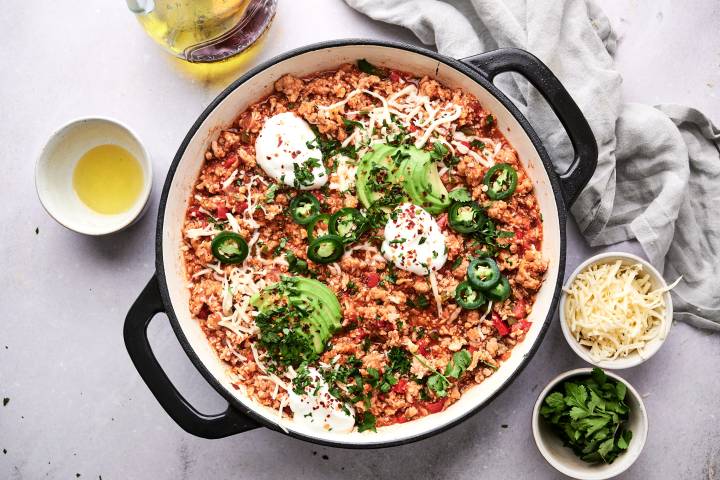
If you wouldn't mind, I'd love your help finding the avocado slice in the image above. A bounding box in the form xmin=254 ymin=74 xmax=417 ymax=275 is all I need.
xmin=399 ymin=146 xmax=450 ymax=214
xmin=252 ymin=276 xmax=342 ymax=357
xmin=356 ymin=144 xmax=402 ymax=209
xmin=356 ymin=143 xmax=450 ymax=214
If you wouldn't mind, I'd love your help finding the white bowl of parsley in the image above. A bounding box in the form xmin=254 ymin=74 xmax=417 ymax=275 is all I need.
xmin=532 ymin=368 xmax=648 ymax=479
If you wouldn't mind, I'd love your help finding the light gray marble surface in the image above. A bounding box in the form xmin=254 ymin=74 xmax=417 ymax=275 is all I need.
xmin=1 ymin=1 xmax=718 ymax=479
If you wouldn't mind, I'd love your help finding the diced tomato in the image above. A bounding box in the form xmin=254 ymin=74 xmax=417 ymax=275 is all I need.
xmin=408 ymin=124 xmax=418 ymax=132
xmin=425 ymin=398 xmax=446 ymax=414
xmin=235 ymin=201 xmax=248 ymax=213
xmin=392 ymin=378 xmax=408 ymax=394
xmin=513 ymin=299 xmax=527 ymax=319
xmin=436 ymin=213 xmax=448 ymax=231
xmin=223 ymin=153 xmax=238 ymax=168
xmin=389 ymin=70 xmax=401 ymax=82
xmin=394 ymin=415 xmax=408 ymax=424
xmin=514 ymin=229 xmax=524 ymax=240
xmin=460 ymin=140 xmax=471 ymax=148
xmin=365 ymin=272 xmax=380 ymax=288
xmin=216 ymin=204 xmax=228 ymax=220
xmin=492 ymin=312 xmax=510 ymax=337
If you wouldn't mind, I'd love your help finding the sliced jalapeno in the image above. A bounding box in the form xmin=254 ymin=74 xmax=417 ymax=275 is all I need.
xmin=467 ymin=257 xmax=501 ymax=290
xmin=448 ymin=201 xmax=486 ymax=234
xmin=306 ymin=213 xmax=331 ymax=242
xmin=487 ymin=275 xmax=511 ymax=301
xmin=329 ymin=208 xmax=367 ymax=244
xmin=455 ymin=281 xmax=486 ymax=310
xmin=289 ymin=192 xmax=321 ymax=225
xmin=483 ymin=163 xmax=518 ymax=200
xmin=211 ymin=231 xmax=248 ymax=264
xmin=307 ymin=234 xmax=345 ymax=264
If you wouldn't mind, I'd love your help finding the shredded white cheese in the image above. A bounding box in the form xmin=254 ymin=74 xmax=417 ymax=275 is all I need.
xmin=563 ymin=260 xmax=680 ymax=361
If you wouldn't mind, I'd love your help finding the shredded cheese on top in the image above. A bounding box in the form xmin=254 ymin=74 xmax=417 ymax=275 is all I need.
xmin=563 ymin=260 xmax=680 ymax=361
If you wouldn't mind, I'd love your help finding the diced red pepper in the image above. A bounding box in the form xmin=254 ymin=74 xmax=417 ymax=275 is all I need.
xmin=514 ymin=229 xmax=524 ymax=240
xmin=216 ymin=204 xmax=228 ymax=220
xmin=513 ymin=299 xmax=527 ymax=319
xmin=223 ymin=153 xmax=238 ymax=168
xmin=408 ymin=124 xmax=418 ymax=132
xmin=460 ymin=140 xmax=471 ymax=148
xmin=493 ymin=312 xmax=510 ymax=337
xmin=394 ymin=415 xmax=408 ymax=424
xmin=389 ymin=70 xmax=401 ymax=82
xmin=365 ymin=272 xmax=380 ymax=288
xmin=392 ymin=378 xmax=408 ymax=394
xmin=425 ymin=398 xmax=446 ymax=414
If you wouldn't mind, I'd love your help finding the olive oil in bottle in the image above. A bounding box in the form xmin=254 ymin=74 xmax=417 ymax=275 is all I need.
xmin=73 ymin=144 xmax=144 ymax=215
xmin=128 ymin=0 xmax=277 ymax=63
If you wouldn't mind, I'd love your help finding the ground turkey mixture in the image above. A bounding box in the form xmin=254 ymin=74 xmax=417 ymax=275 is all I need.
xmin=181 ymin=61 xmax=548 ymax=432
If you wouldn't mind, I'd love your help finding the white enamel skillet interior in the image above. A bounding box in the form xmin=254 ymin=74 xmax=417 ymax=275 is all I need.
xmin=124 ymin=40 xmax=598 ymax=448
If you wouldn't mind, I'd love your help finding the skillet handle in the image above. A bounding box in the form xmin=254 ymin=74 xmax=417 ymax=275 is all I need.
xmin=123 ymin=274 xmax=261 ymax=439
xmin=461 ymin=48 xmax=598 ymax=207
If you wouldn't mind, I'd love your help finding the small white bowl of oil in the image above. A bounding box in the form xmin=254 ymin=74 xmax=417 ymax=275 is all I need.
xmin=35 ymin=117 xmax=152 ymax=235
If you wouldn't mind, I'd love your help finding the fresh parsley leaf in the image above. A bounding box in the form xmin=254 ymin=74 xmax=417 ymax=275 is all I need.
xmin=539 ymin=368 xmax=633 ymax=465
xmin=356 ymin=411 xmax=377 ymax=432
xmin=264 ymin=183 xmax=279 ymax=203
xmin=449 ymin=187 xmax=472 ymax=202
xmin=444 ymin=349 xmax=471 ymax=379
xmin=426 ymin=373 xmax=450 ymax=397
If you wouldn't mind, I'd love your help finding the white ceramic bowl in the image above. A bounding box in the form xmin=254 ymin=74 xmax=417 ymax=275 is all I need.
xmin=532 ymin=368 xmax=648 ymax=480
xmin=35 ymin=117 xmax=152 ymax=235
xmin=560 ymin=252 xmax=673 ymax=369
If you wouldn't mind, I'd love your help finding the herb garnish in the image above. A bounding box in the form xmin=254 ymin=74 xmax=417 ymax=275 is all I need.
xmin=539 ymin=368 xmax=633 ymax=464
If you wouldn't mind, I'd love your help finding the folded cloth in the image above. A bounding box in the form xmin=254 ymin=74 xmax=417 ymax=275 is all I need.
xmin=345 ymin=0 xmax=720 ymax=329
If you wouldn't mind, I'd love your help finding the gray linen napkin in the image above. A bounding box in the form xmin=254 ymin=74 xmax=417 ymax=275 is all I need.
xmin=345 ymin=0 xmax=720 ymax=329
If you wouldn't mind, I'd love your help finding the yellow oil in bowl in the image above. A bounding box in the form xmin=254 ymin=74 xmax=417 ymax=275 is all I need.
xmin=72 ymin=144 xmax=144 ymax=215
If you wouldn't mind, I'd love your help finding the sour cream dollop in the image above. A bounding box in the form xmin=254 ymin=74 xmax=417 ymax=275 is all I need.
xmin=288 ymin=367 xmax=355 ymax=433
xmin=381 ymin=203 xmax=447 ymax=275
xmin=255 ymin=112 xmax=327 ymax=189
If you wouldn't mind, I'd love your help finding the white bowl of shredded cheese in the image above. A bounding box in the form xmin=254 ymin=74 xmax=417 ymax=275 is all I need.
xmin=560 ymin=252 xmax=678 ymax=369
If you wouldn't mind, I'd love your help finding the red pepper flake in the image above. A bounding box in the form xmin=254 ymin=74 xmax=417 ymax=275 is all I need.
xmin=216 ymin=204 xmax=228 ymax=220
xmin=392 ymin=378 xmax=408 ymax=394
xmin=425 ymin=398 xmax=446 ymax=414
xmin=492 ymin=312 xmax=510 ymax=337
xmin=364 ymin=272 xmax=380 ymax=288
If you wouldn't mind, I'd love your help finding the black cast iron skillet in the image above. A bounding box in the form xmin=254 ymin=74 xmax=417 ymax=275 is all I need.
xmin=124 ymin=39 xmax=597 ymax=448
